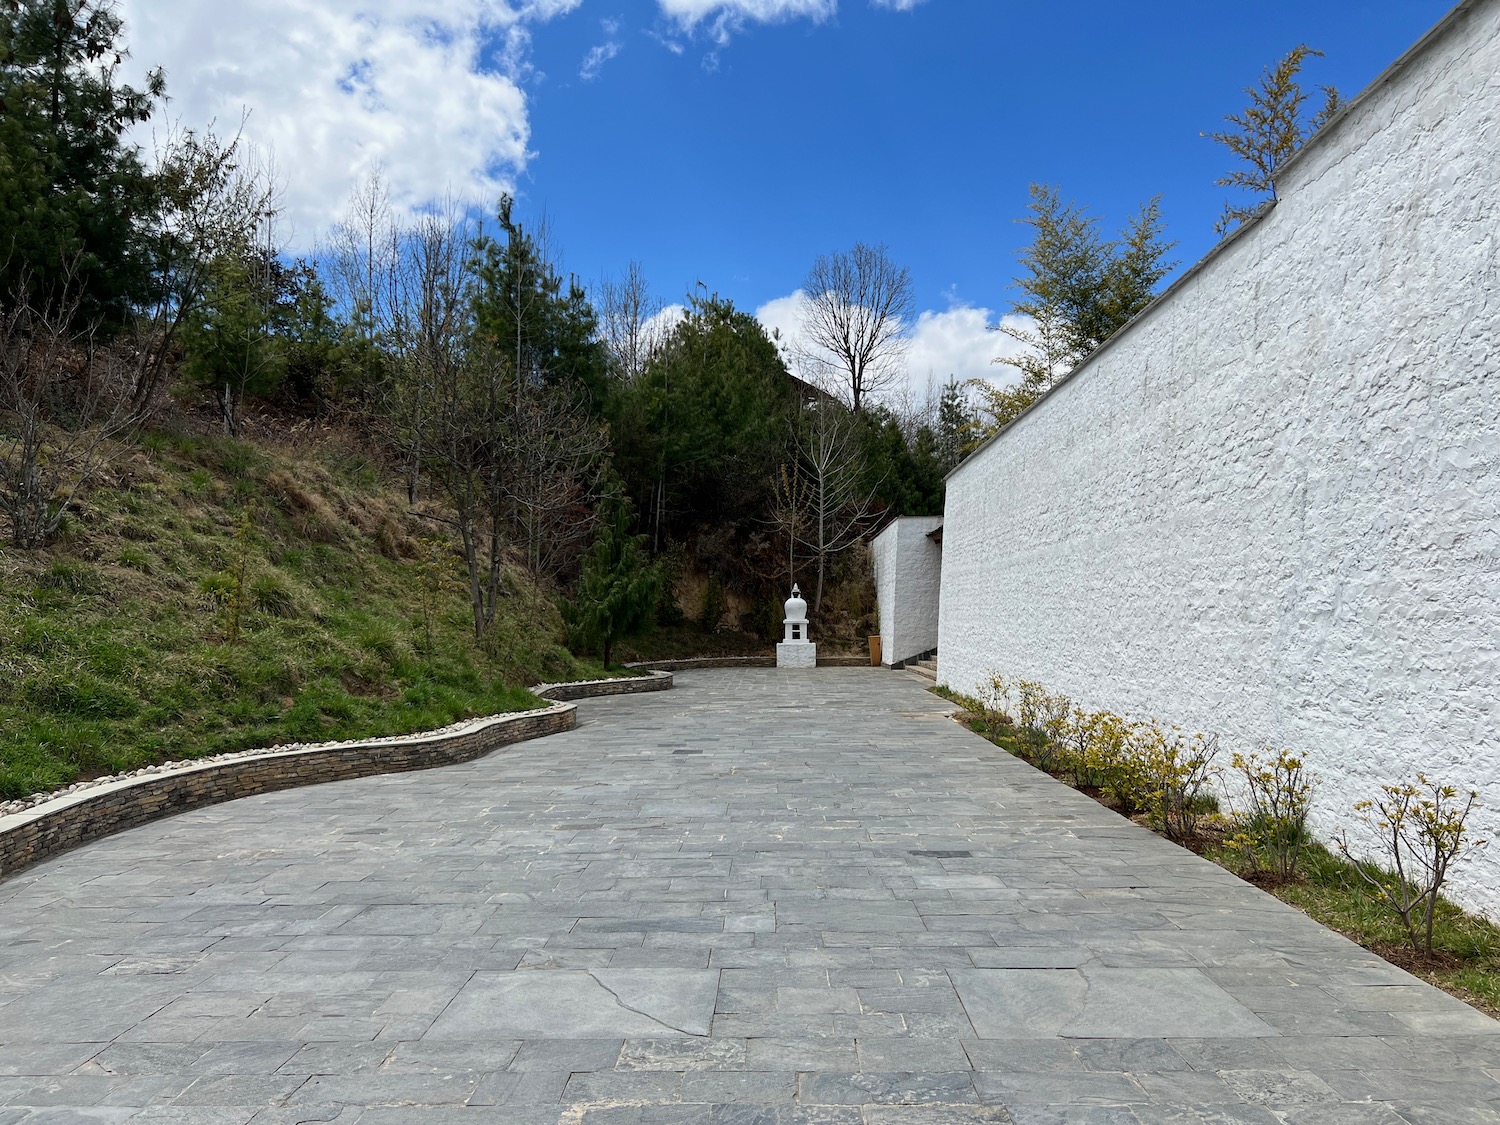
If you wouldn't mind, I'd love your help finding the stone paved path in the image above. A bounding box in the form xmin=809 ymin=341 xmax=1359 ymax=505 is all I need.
xmin=2 ymin=669 xmax=1499 ymax=1124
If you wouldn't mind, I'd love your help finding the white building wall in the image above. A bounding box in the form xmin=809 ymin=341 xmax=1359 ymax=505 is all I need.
xmin=937 ymin=0 xmax=1500 ymax=917
xmin=872 ymin=517 xmax=944 ymax=665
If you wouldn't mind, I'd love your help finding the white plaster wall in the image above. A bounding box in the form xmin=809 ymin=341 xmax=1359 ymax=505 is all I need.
xmin=873 ymin=516 xmax=944 ymax=665
xmin=938 ymin=1 xmax=1500 ymax=918
xmin=872 ymin=521 xmax=900 ymax=664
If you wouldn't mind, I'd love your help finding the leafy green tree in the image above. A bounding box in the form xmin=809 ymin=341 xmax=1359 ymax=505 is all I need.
xmin=0 ymin=0 xmax=165 ymax=325
xmin=1207 ymin=45 xmax=1341 ymax=234
xmin=182 ymin=249 xmax=335 ymax=434
xmin=857 ymin=405 xmax=943 ymax=518
xmin=565 ymin=490 xmax=661 ymax=667
xmin=933 ymin=379 xmax=973 ymax=469
xmin=471 ymin=195 xmax=610 ymax=409
xmin=979 ymin=184 xmax=1176 ymax=438
xmin=609 ymin=291 xmax=797 ymax=553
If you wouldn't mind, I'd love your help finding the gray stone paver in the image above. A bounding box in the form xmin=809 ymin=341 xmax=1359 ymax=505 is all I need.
xmin=2 ymin=668 xmax=1499 ymax=1124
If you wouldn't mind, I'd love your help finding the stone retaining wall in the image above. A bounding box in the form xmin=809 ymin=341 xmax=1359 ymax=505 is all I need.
xmin=0 ymin=671 xmax=676 ymax=882
xmin=534 ymin=669 xmax=673 ymax=701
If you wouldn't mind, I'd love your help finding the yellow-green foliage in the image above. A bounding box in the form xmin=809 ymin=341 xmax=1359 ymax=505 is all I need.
xmin=1061 ymin=707 xmax=1132 ymax=792
xmin=1122 ymin=721 xmax=1220 ymax=841
xmin=1227 ymin=747 xmax=1315 ymax=879
xmin=945 ymin=674 xmax=1499 ymax=1009
xmin=965 ymin=672 xmax=1220 ymax=840
xmin=1336 ymin=775 xmax=1487 ymax=954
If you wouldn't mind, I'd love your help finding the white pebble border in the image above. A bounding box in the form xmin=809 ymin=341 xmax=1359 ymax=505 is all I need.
xmin=0 ymin=709 xmax=546 ymax=820
xmin=0 ymin=670 xmax=671 ymax=820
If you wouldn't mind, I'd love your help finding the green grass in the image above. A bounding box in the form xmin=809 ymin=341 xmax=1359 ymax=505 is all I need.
xmin=933 ymin=683 xmax=1500 ymax=1016
xmin=0 ymin=431 xmax=604 ymax=800
xmin=1210 ymin=839 xmax=1500 ymax=1015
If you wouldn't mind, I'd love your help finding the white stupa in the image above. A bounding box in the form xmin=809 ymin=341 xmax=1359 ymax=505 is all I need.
xmin=776 ymin=584 xmax=816 ymax=669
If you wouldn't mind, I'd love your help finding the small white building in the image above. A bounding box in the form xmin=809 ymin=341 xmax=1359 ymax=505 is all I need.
xmin=871 ymin=516 xmax=943 ymax=669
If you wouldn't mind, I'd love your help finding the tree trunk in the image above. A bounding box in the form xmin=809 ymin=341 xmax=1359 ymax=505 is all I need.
xmin=459 ymin=519 xmax=485 ymax=642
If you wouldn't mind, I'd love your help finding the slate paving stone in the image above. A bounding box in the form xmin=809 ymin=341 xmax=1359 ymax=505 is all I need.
xmin=422 ymin=969 xmax=717 ymax=1038
xmin=2 ymin=669 xmax=1499 ymax=1124
xmin=951 ymin=968 xmax=1276 ymax=1040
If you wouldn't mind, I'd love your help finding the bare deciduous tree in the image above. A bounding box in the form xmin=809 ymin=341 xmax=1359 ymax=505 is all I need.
xmin=792 ymin=400 xmax=880 ymax=610
xmin=505 ymin=378 xmax=609 ymax=581
xmin=1 ymin=268 xmax=132 ymax=547
xmin=596 ymin=260 xmax=665 ymax=382
xmin=403 ymin=339 xmax=511 ymax=641
xmin=768 ymin=461 xmax=813 ymax=593
xmin=386 ymin=200 xmax=474 ymax=503
xmin=325 ymin=168 xmax=400 ymax=349
xmin=797 ymin=242 xmax=914 ymax=413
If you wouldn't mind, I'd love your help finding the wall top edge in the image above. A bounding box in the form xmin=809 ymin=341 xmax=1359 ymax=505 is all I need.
xmin=1273 ymin=0 xmax=1483 ymax=191
xmin=946 ymin=197 xmax=1275 ymax=482
xmin=945 ymin=0 xmax=1488 ymax=487
xmin=871 ymin=514 xmax=944 ymax=542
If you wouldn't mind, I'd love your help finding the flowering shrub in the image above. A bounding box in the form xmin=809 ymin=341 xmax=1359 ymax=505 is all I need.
xmin=1335 ymin=776 xmax=1487 ymax=953
xmin=1124 ymin=721 xmax=1220 ymax=841
xmin=1227 ymin=748 xmax=1315 ymax=880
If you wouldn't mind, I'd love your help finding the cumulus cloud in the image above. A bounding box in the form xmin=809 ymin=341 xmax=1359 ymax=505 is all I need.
xmin=644 ymin=303 xmax=689 ymax=347
xmin=908 ymin=305 xmax=1030 ymax=389
xmin=118 ymin=0 xmax=581 ymax=248
xmin=869 ymin=0 xmax=929 ymax=9
xmin=756 ymin=291 xmax=1031 ymax=405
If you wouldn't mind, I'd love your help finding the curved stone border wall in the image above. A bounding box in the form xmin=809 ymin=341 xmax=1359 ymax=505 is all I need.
xmin=0 ymin=671 xmax=674 ymax=882
xmin=534 ymin=668 xmax=673 ymax=701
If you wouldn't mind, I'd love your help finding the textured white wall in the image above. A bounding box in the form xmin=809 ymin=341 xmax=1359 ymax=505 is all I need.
xmin=873 ymin=517 xmax=944 ymax=665
xmin=938 ymin=1 xmax=1500 ymax=917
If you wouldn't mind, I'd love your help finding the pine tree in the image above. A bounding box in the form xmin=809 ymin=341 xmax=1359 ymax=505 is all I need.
xmin=0 ymin=0 xmax=166 ymax=323
xmin=978 ymin=185 xmax=1176 ymax=438
xmin=1207 ymin=45 xmax=1342 ymax=234
xmin=565 ymin=491 xmax=661 ymax=668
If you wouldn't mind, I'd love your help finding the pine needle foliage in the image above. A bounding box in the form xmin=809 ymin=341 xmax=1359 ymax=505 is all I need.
xmin=974 ymin=185 xmax=1176 ymax=440
xmin=1207 ymin=44 xmax=1342 ymax=234
xmin=564 ymin=489 xmax=661 ymax=668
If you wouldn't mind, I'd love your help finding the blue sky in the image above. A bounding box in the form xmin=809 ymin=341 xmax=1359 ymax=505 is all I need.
xmin=120 ymin=0 xmax=1457 ymax=393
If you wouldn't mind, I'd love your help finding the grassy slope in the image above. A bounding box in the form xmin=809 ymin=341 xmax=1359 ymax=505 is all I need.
xmin=0 ymin=427 xmax=599 ymax=800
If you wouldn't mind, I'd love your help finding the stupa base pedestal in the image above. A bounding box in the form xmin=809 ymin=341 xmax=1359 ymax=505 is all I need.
xmin=776 ymin=642 xmax=816 ymax=669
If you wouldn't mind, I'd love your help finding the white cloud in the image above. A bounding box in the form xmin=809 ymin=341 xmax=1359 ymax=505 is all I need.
xmin=755 ymin=291 xmax=1031 ymax=406
xmin=656 ymin=0 xmax=928 ymax=44
xmin=644 ymin=303 xmax=689 ymax=347
xmin=753 ymin=291 xmax=807 ymax=372
xmin=119 ymin=0 xmax=581 ymax=248
xmin=908 ymin=305 xmax=1030 ymax=389
xmin=657 ymin=0 xmax=836 ymax=44
xmin=581 ymin=39 xmax=622 ymax=80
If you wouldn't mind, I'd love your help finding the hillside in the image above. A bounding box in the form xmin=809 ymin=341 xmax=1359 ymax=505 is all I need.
xmin=0 ymin=423 xmax=598 ymax=801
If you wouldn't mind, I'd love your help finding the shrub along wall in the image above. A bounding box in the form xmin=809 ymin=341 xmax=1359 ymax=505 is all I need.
xmin=937 ymin=2 xmax=1500 ymax=918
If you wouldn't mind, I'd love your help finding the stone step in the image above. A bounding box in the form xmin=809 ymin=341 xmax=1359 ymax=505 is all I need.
xmin=908 ymin=661 xmax=937 ymax=682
